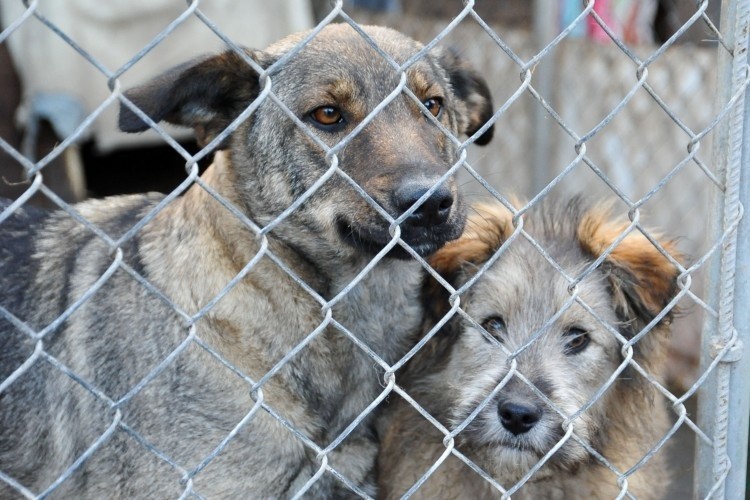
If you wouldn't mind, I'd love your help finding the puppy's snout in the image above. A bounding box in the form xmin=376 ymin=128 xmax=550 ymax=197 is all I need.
xmin=498 ymin=401 xmax=542 ymax=436
xmin=393 ymin=181 xmax=453 ymax=226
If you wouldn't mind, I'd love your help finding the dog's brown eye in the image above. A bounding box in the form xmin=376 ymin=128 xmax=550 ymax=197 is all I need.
xmin=481 ymin=316 xmax=506 ymax=342
xmin=310 ymin=106 xmax=344 ymax=127
xmin=564 ymin=328 xmax=590 ymax=355
xmin=423 ymin=97 xmax=443 ymax=118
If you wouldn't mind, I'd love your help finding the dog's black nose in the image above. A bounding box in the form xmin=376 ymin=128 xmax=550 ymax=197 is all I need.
xmin=498 ymin=401 xmax=542 ymax=435
xmin=393 ymin=181 xmax=453 ymax=226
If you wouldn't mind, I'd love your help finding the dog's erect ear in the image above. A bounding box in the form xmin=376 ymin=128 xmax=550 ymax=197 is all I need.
xmin=577 ymin=208 xmax=682 ymax=340
xmin=118 ymin=49 xmax=267 ymax=147
xmin=435 ymin=47 xmax=495 ymax=146
xmin=425 ymin=202 xmax=515 ymax=317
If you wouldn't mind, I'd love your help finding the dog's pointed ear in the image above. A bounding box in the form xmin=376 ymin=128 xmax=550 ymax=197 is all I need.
xmin=434 ymin=47 xmax=494 ymax=146
xmin=577 ymin=208 xmax=683 ymax=339
xmin=118 ymin=49 xmax=268 ymax=147
xmin=425 ymin=202 xmax=515 ymax=318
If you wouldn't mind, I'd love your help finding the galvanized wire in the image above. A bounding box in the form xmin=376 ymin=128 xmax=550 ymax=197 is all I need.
xmin=0 ymin=0 xmax=747 ymax=498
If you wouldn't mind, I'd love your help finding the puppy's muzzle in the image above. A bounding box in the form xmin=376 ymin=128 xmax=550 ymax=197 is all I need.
xmin=498 ymin=399 xmax=543 ymax=436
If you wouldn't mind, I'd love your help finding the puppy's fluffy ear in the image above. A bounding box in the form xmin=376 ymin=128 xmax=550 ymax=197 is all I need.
xmin=577 ymin=208 xmax=682 ymax=340
xmin=425 ymin=202 xmax=515 ymax=317
xmin=434 ymin=47 xmax=494 ymax=146
xmin=430 ymin=202 xmax=514 ymax=281
xmin=119 ymin=49 xmax=269 ymax=147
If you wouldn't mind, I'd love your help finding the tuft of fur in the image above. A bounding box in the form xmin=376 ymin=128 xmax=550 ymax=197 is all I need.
xmin=427 ymin=201 xmax=517 ymax=277
xmin=378 ymin=197 xmax=683 ymax=499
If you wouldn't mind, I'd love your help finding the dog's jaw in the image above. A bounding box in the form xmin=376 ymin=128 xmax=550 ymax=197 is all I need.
xmin=335 ymin=220 xmax=459 ymax=259
xmin=335 ymin=205 xmax=466 ymax=260
xmin=451 ymin=399 xmax=591 ymax=486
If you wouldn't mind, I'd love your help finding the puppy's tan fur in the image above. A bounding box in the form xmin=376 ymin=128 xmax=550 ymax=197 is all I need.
xmin=379 ymin=199 xmax=681 ymax=499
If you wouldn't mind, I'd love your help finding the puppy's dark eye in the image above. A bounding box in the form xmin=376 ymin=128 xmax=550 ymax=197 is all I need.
xmin=564 ymin=327 xmax=590 ymax=355
xmin=423 ymin=97 xmax=443 ymax=118
xmin=480 ymin=316 xmax=506 ymax=342
xmin=310 ymin=106 xmax=344 ymax=128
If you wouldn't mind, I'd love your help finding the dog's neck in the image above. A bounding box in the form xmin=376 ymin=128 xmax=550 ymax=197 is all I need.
xmin=211 ymin=153 xmax=423 ymax=357
xmin=327 ymin=257 xmax=424 ymax=363
xmin=179 ymin=153 xmax=423 ymax=296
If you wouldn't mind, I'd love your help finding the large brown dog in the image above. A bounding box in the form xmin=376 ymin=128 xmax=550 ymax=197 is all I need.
xmin=378 ymin=199 xmax=681 ymax=499
xmin=0 ymin=24 xmax=493 ymax=498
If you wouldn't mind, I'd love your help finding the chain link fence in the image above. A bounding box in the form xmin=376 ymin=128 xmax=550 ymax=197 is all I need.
xmin=0 ymin=0 xmax=748 ymax=498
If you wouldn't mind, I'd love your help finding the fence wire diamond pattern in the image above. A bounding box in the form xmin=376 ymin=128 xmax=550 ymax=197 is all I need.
xmin=0 ymin=0 xmax=748 ymax=498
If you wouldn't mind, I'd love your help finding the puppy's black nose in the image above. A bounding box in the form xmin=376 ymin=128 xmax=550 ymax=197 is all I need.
xmin=498 ymin=401 xmax=542 ymax=435
xmin=393 ymin=181 xmax=453 ymax=226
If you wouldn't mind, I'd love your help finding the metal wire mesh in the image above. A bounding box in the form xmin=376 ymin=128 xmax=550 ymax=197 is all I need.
xmin=0 ymin=0 xmax=747 ymax=498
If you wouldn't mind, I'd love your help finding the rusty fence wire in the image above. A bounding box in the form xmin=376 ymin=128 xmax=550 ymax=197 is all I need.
xmin=0 ymin=0 xmax=748 ymax=498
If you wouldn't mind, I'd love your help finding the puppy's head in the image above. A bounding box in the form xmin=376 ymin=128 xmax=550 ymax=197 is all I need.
xmin=119 ymin=24 xmax=495 ymax=261
xmin=425 ymin=199 xmax=682 ymax=485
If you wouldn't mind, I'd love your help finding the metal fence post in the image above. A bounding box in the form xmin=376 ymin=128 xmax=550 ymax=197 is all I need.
xmin=723 ymin=67 xmax=750 ymax=500
xmin=694 ymin=0 xmax=750 ymax=497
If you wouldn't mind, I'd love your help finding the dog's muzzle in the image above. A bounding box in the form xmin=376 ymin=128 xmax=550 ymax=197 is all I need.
xmin=498 ymin=400 xmax=543 ymax=436
xmin=392 ymin=181 xmax=454 ymax=228
xmin=337 ymin=181 xmax=465 ymax=259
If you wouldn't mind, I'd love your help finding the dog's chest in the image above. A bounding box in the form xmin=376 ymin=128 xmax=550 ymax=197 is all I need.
xmin=330 ymin=260 xmax=423 ymax=364
xmin=291 ymin=261 xmax=424 ymax=433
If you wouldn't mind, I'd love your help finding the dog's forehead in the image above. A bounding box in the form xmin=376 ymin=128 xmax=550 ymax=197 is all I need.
xmin=264 ymin=25 xmax=450 ymax=110
xmin=469 ymin=240 xmax=615 ymax=331
xmin=265 ymin=24 xmax=445 ymax=91
xmin=266 ymin=24 xmax=425 ymax=63
xmin=471 ymin=248 xmax=565 ymax=316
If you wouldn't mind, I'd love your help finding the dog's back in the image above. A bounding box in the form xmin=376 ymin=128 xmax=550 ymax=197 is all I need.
xmin=1 ymin=202 xmax=52 ymax=491
xmin=1 ymin=194 xmax=295 ymax=498
xmin=0 ymin=200 xmax=49 ymax=322
xmin=0 ymin=195 xmax=191 ymax=498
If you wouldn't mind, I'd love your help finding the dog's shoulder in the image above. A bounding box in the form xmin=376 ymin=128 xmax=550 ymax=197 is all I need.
xmin=0 ymin=200 xmax=51 ymax=311
xmin=0 ymin=194 xmax=163 ymax=320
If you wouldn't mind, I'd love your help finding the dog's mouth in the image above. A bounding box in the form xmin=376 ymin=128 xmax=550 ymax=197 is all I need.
xmin=454 ymin=404 xmax=568 ymax=456
xmin=458 ymin=425 xmax=550 ymax=455
xmin=452 ymin=432 xmax=564 ymax=486
xmin=335 ymin=217 xmax=464 ymax=259
xmin=453 ymin=412 xmax=585 ymax=478
xmin=454 ymin=428 xmax=580 ymax=486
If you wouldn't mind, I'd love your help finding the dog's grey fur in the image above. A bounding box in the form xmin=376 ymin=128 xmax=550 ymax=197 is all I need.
xmin=378 ymin=199 xmax=681 ymax=499
xmin=0 ymin=24 xmax=494 ymax=498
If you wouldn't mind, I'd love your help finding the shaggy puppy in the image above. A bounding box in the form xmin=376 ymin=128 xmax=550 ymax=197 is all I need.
xmin=378 ymin=198 xmax=682 ymax=499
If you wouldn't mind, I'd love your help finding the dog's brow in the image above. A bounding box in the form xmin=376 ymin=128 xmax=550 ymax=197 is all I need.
xmin=328 ymin=78 xmax=359 ymax=101
xmin=406 ymin=67 xmax=443 ymax=98
xmin=299 ymin=78 xmax=360 ymax=108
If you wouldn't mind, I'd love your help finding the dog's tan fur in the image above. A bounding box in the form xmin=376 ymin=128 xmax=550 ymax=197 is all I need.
xmin=0 ymin=24 xmax=494 ymax=498
xmin=378 ymin=199 xmax=681 ymax=499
